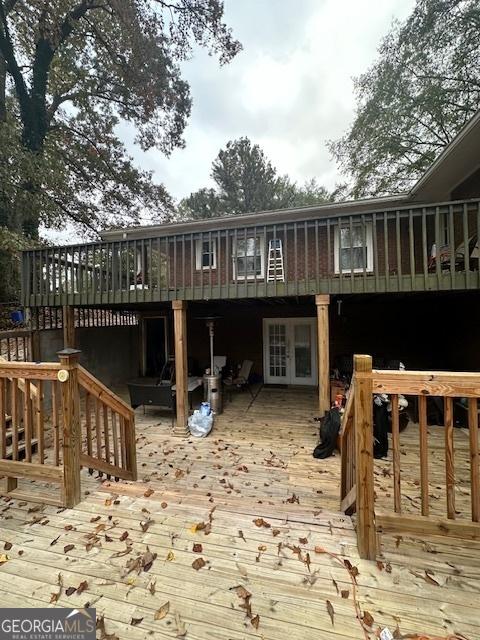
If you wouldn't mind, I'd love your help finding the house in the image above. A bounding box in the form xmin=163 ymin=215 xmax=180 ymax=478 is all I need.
xmin=20 ymin=108 xmax=480 ymax=432
xmin=0 ymin=113 xmax=479 ymax=640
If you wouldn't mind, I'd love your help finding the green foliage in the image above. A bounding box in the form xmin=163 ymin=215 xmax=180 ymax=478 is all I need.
xmin=329 ymin=0 xmax=480 ymax=198
xmin=179 ymin=138 xmax=334 ymax=219
xmin=0 ymin=0 xmax=241 ymax=239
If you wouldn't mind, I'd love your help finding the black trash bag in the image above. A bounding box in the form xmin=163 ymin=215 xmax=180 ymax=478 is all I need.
xmin=373 ymin=401 xmax=389 ymax=459
xmin=313 ymin=407 xmax=341 ymax=459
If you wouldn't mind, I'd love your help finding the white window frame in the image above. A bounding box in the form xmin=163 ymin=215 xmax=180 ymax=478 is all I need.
xmin=334 ymin=222 xmax=374 ymax=274
xmin=195 ymin=238 xmax=217 ymax=270
xmin=232 ymin=235 xmax=265 ymax=280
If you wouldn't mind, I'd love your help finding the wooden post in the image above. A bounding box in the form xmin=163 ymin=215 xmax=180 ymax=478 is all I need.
xmin=172 ymin=300 xmax=189 ymax=436
xmin=62 ymin=305 xmax=75 ymax=349
xmin=58 ymin=348 xmax=81 ymax=507
xmin=353 ymin=354 xmax=376 ymax=560
xmin=315 ymin=294 xmax=330 ymax=416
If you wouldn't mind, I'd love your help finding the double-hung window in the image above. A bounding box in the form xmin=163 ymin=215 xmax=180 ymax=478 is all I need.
xmin=195 ymin=238 xmax=217 ymax=270
xmin=233 ymin=236 xmax=265 ymax=280
xmin=334 ymin=222 xmax=373 ymax=274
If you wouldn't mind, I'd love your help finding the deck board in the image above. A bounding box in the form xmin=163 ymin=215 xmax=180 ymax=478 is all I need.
xmin=0 ymin=387 xmax=478 ymax=639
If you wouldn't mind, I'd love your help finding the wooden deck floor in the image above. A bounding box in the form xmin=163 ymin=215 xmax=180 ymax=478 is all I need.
xmin=0 ymin=387 xmax=478 ymax=639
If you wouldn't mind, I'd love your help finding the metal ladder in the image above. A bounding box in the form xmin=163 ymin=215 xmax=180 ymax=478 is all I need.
xmin=267 ymin=239 xmax=285 ymax=282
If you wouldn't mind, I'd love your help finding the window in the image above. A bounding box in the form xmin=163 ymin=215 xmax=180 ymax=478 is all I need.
xmin=195 ymin=238 xmax=217 ymax=270
xmin=233 ymin=236 xmax=265 ymax=280
xmin=334 ymin=223 xmax=373 ymax=274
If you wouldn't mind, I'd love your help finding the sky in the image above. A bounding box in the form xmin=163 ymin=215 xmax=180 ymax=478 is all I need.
xmin=123 ymin=0 xmax=416 ymax=204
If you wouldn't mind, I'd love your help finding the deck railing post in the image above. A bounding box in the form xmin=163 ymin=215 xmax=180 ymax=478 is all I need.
xmin=62 ymin=305 xmax=76 ymax=349
xmin=353 ymin=354 xmax=376 ymax=560
xmin=58 ymin=348 xmax=82 ymax=507
xmin=315 ymin=294 xmax=330 ymax=416
xmin=172 ymin=300 xmax=189 ymax=436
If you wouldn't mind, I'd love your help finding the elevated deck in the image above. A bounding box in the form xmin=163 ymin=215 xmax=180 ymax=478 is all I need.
xmin=0 ymin=388 xmax=478 ymax=639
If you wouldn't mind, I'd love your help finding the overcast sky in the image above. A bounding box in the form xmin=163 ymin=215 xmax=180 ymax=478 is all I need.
xmin=123 ymin=0 xmax=416 ymax=204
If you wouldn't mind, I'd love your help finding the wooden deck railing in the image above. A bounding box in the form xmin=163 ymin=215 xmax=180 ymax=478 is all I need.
xmin=22 ymin=197 xmax=480 ymax=306
xmin=341 ymin=355 xmax=480 ymax=560
xmin=0 ymin=351 xmax=136 ymax=507
xmin=78 ymin=365 xmax=136 ymax=481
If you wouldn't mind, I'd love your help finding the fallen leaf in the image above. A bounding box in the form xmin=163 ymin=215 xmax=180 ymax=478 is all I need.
xmin=238 ymin=530 xmax=246 ymax=542
xmin=231 ymin=585 xmax=251 ymax=599
xmin=65 ymin=586 xmax=76 ymax=596
xmin=166 ymin=551 xmax=175 ymax=562
xmin=251 ymin=614 xmax=260 ymax=630
xmin=362 ymin=611 xmax=374 ymax=627
xmin=272 ymin=529 xmax=281 ymax=537
xmin=154 ymin=602 xmax=170 ymax=621
xmin=143 ymin=488 xmax=154 ymax=497
xmin=140 ymin=519 xmax=154 ymax=533
xmin=50 ymin=536 xmax=60 ymax=546
xmin=341 ymin=590 xmax=349 ymax=599
xmin=192 ymin=557 xmax=206 ymax=571
xmin=193 ymin=543 xmax=203 ymax=553
xmin=299 ymin=537 xmax=308 ymax=544
xmin=130 ymin=617 xmax=143 ymax=626
xmin=76 ymin=580 xmax=88 ymax=595
xmin=253 ymin=518 xmax=271 ymax=528
xmin=326 ymin=600 xmax=334 ymax=626
xmin=161 ymin=502 xmax=168 ymax=509
xmin=63 ymin=544 xmax=75 ymax=554
xmin=96 ymin=615 xmax=120 ymax=640
xmin=119 ymin=531 xmax=129 ymax=542
xmin=3 ymin=542 xmax=12 ymax=551
xmin=175 ymin=612 xmax=187 ymax=637
xmin=149 ymin=579 xmax=156 ymax=595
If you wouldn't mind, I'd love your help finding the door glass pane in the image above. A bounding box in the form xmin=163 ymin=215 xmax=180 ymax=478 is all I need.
xmin=268 ymin=323 xmax=286 ymax=378
xmin=294 ymin=323 xmax=311 ymax=378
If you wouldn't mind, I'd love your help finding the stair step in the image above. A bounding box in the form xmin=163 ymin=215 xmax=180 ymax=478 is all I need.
xmin=3 ymin=439 xmax=39 ymax=461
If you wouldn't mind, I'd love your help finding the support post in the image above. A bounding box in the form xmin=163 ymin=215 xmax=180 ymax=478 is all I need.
xmin=58 ymin=348 xmax=81 ymax=507
xmin=62 ymin=305 xmax=75 ymax=349
xmin=26 ymin=307 xmax=40 ymax=361
xmin=353 ymin=354 xmax=376 ymax=560
xmin=172 ymin=300 xmax=189 ymax=436
xmin=315 ymin=294 xmax=330 ymax=416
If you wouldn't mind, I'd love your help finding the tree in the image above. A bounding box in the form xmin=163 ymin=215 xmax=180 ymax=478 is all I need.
xmin=179 ymin=137 xmax=333 ymax=219
xmin=0 ymin=0 xmax=240 ymax=236
xmin=329 ymin=0 xmax=480 ymax=198
xmin=0 ymin=0 xmax=240 ymax=300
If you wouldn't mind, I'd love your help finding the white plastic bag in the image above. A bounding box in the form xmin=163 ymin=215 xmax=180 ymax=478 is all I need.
xmin=188 ymin=410 xmax=213 ymax=437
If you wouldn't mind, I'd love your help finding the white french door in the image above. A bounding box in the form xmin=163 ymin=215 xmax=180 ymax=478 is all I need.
xmin=263 ymin=318 xmax=317 ymax=385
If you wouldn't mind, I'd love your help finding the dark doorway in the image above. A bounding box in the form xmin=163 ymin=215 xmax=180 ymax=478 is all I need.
xmin=143 ymin=317 xmax=167 ymax=377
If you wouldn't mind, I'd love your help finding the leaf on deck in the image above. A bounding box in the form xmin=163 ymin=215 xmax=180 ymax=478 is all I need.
xmin=193 ymin=543 xmax=203 ymax=553
xmin=154 ymin=602 xmax=170 ymax=620
xmin=175 ymin=612 xmax=187 ymax=637
xmin=130 ymin=617 xmax=143 ymax=626
xmin=326 ymin=600 xmax=335 ymax=626
xmin=143 ymin=488 xmax=155 ymax=497
xmin=63 ymin=544 xmax=75 ymax=554
xmin=76 ymin=580 xmax=88 ymax=595
xmin=251 ymin=614 xmax=260 ymax=629
xmin=253 ymin=518 xmax=271 ymax=528
xmin=140 ymin=519 xmax=154 ymax=533
xmin=192 ymin=557 xmax=206 ymax=571
xmin=148 ymin=579 xmax=156 ymax=595
xmin=362 ymin=611 xmax=374 ymax=627
xmin=96 ymin=616 xmax=120 ymax=640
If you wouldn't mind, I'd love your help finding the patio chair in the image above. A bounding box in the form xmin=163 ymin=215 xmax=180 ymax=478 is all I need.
xmin=428 ymin=235 xmax=478 ymax=272
xmin=224 ymin=359 xmax=254 ymax=400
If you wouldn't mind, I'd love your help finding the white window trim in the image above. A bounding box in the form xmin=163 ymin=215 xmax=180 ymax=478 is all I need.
xmin=232 ymin=235 xmax=265 ymax=280
xmin=195 ymin=238 xmax=217 ymax=270
xmin=334 ymin=222 xmax=374 ymax=274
